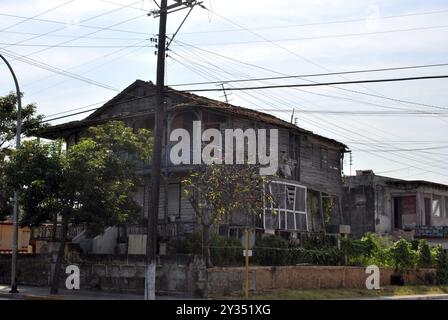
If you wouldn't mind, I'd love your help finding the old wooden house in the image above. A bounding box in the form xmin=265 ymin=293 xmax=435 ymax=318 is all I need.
xmin=39 ymin=80 xmax=349 ymax=254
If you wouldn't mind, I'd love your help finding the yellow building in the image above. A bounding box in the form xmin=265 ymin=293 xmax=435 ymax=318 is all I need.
xmin=0 ymin=222 xmax=31 ymax=253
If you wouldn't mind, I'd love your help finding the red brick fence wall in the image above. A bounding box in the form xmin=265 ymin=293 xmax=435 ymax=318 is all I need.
xmin=207 ymin=266 xmax=436 ymax=297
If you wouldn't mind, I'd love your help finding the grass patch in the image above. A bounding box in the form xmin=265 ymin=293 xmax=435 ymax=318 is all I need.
xmin=252 ymin=286 xmax=448 ymax=300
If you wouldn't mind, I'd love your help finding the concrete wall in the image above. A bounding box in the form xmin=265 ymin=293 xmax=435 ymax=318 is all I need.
xmin=0 ymin=253 xmax=207 ymax=297
xmin=207 ymin=266 xmax=436 ymax=298
xmin=0 ymin=254 xmax=50 ymax=286
xmin=92 ymin=227 xmax=118 ymax=254
xmin=127 ymin=235 xmax=146 ymax=255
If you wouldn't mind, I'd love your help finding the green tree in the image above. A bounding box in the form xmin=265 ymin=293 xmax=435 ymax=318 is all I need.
xmin=417 ymin=240 xmax=433 ymax=269
xmin=0 ymin=93 xmax=46 ymax=220
xmin=182 ymin=164 xmax=272 ymax=268
xmin=390 ymin=238 xmax=416 ymax=277
xmin=435 ymin=246 xmax=448 ymax=285
xmin=0 ymin=93 xmax=45 ymax=152
xmin=4 ymin=121 xmax=152 ymax=293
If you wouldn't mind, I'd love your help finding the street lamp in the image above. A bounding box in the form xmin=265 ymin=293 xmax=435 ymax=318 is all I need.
xmin=0 ymin=53 xmax=22 ymax=294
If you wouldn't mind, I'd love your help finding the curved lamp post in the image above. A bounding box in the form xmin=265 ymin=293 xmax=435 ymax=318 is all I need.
xmin=0 ymin=53 xmax=22 ymax=294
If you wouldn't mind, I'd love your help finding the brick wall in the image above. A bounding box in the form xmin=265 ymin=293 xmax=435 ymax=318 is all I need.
xmin=207 ymin=266 xmax=436 ymax=298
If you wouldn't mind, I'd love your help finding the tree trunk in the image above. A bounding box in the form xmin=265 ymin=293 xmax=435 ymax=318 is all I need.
xmin=51 ymin=211 xmax=58 ymax=242
xmin=202 ymin=223 xmax=213 ymax=268
xmin=50 ymin=215 xmax=68 ymax=294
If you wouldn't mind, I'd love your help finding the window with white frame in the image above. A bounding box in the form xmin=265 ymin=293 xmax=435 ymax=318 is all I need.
xmin=263 ymin=181 xmax=308 ymax=231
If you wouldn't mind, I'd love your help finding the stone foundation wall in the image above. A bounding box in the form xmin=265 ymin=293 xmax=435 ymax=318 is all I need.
xmin=0 ymin=254 xmax=207 ymax=297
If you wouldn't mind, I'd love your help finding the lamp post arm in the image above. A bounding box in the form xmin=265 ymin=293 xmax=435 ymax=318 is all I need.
xmin=0 ymin=53 xmax=22 ymax=147
xmin=0 ymin=53 xmax=22 ymax=294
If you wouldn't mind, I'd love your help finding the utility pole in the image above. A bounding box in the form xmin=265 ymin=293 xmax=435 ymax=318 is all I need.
xmin=145 ymin=0 xmax=167 ymax=301
xmin=0 ymin=53 xmax=22 ymax=294
xmin=145 ymin=0 xmax=202 ymax=301
xmin=349 ymin=151 xmax=353 ymax=176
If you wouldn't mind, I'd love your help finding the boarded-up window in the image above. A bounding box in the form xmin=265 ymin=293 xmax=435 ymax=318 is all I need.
xmin=320 ymin=146 xmax=328 ymax=170
xmin=167 ymin=184 xmax=180 ymax=217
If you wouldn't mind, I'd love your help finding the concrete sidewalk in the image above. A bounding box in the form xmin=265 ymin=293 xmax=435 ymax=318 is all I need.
xmin=0 ymin=285 xmax=188 ymax=300
xmin=365 ymin=293 xmax=448 ymax=300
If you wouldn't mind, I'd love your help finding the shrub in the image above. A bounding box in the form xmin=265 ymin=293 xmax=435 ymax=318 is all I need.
xmin=435 ymin=246 xmax=448 ymax=285
xmin=390 ymin=239 xmax=416 ymax=276
xmin=170 ymin=231 xmax=202 ymax=255
xmin=288 ymin=247 xmax=343 ymax=266
xmin=170 ymin=231 xmax=241 ymax=266
xmin=210 ymin=235 xmax=241 ymax=266
xmin=417 ymin=240 xmax=433 ymax=269
xmin=341 ymin=233 xmax=393 ymax=267
xmin=253 ymin=235 xmax=289 ymax=266
xmin=253 ymin=235 xmax=343 ymax=266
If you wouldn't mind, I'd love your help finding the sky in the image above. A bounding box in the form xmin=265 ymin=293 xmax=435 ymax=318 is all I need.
xmin=1 ymin=0 xmax=448 ymax=184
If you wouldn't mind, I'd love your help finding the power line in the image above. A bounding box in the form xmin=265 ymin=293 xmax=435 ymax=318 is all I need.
xmin=0 ymin=29 xmax=146 ymax=41
xmin=0 ymin=43 xmax=151 ymax=48
xmin=43 ymin=101 xmax=108 ymax=119
xmin=0 ymin=49 xmax=153 ymax=108
xmin=5 ymin=13 xmax=147 ymax=62
xmin=1 ymin=0 xmax=147 ymax=57
xmin=0 ymin=0 xmax=76 ymax=32
xmin=173 ymin=40 xmax=448 ymax=113
xmin=171 ymin=47 xmax=443 ymax=117
xmin=352 ymin=145 xmax=448 ymax=152
xmin=98 ymin=0 xmax=150 ymax=12
xmin=26 ymin=42 xmax=149 ymax=98
xmin=176 ymin=24 xmax=448 ymax=47
xmin=42 ymin=93 xmax=158 ymax=123
xmin=170 ymin=48 xmax=448 ymax=176
xmin=179 ymin=8 xmax=448 ymax=34
xmin=196 ymin=6 xmax=448 ymax=125
xmin=169 ymin=62 xmax=448 ymax=87
xmin=250 ymin=109 xmax=448 ymax=116
xmin=177 ymin=75 xmax=448 ymax=92
xmin=0 ymin=12 xmax=149 ymax=36
xmin=1 ymin=49 xmax=122 ymax=92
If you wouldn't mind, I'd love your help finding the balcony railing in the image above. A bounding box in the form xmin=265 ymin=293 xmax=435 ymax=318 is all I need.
xmin=415 ymin=226 xmax=448 ymax=238
xmin=30 ymin=224 xmax=84 ymax=241
xmin=127 ymin=222 xmax=184 ymax=238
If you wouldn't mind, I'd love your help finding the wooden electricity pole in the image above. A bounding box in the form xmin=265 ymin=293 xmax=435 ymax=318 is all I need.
xmin=145 ymin=0 xmax=203 ymax=301
xmin=145 ymin=0 xmax=167 ymax=301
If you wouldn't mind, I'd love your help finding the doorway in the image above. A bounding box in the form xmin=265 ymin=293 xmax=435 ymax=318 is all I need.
xmin=424 ymin=198 xmax=431 ymax=226
xmin=393 ymin=197 xmax=402 ymax=229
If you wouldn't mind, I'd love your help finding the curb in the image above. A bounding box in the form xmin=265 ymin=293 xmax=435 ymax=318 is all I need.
xmin=377 ymin=294 xmax=448 ymax=300
xmin=0 ymin=291 xmax=65 ymax=300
